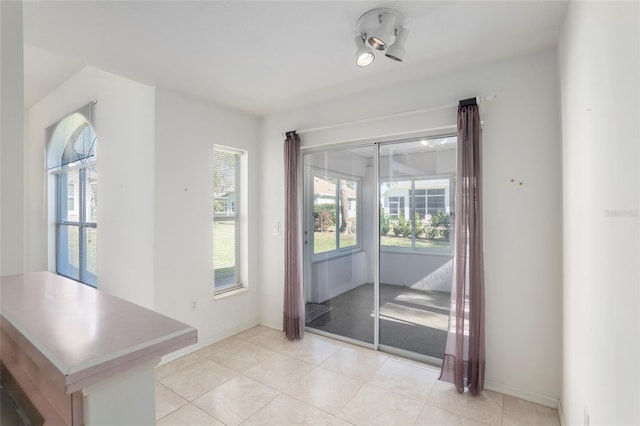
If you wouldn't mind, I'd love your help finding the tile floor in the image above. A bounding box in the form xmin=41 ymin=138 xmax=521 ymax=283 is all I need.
xmin=156 ymin=326 xmax=560 ymax=426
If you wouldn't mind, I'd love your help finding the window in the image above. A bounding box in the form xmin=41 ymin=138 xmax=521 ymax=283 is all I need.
xmin=50 ymin=114 xmax=98 ymax=287
xmin=312 ymin=173 xmax=360 ymax=257
xmin=213 ymin=146 xmax=244 ymax=294
xmin=388 ymin=196 xmax=404 ymax=219
xmin=67 ymin=183 xmax=75 ymax=211
xmin=427 ymin=188 xmax=446 ymax=215
xmin=381 ymin=177 xmax=453 ymax=253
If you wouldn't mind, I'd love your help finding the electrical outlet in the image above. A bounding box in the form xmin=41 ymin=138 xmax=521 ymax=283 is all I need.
xmin=584 ymin=406 xmax=589 ymax=426
xmin=272 ymin=219 xmax=280 ymax=235
xmin=190 ymin=300 xmax=197 ymax=311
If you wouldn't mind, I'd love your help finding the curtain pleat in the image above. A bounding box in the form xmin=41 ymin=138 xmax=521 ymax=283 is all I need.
xmin=440 ymin=102 xmax=485 ymax=395
xmin=283 ymin=131 xmax=304 ymax=340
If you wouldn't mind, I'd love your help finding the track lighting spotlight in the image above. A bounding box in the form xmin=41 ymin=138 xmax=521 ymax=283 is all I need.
xmin=385 ymin=27 xmax=409 ymax=62
xmin=367 ymin=12 xmax=397 ymax=50
xmin=355 ymin=8 xmax=408 ymax=67
xmin=354 ymin=35 xmax=375 ymax=67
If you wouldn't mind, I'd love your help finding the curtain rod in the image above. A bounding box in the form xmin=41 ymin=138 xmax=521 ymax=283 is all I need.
xmin=281 ymin=94 xmax=495 ymax=138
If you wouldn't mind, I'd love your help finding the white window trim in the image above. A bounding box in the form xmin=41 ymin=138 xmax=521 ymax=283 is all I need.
xmin=309 ymin=168 xmax=362 ymax=263
xmin=213 ymin=145 xmax=247 ymax=296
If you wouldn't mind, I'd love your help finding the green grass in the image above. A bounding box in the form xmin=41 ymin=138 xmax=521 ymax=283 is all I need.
xmin=383 ymin=235 xmax=450 ymax=250
xmin=214 ymin=221 xmax=236 ymax=268
xmin=313 ymin=231 xmax=358 ymax=254
xmin=313 ymin=230 xmax=449 ymax=252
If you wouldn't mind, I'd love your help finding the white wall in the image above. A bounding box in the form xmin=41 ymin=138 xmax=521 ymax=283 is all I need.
xmin=380 ymin=252 xmax=450 ymax=288
xmin=26 ymin=66 xmax=156 ymax=308
xmin=27 ymin=74 xmax=261 ymax=358
xmin=559 ymin=2 xmax=640 ymax=424
xmin=259 ymin=49 xmax=562 ymax=405
xmin=1 ymin=0 xmax=25 ymax=275
xmin=153 ymin=87 xmax=261 ymax=351
xmin=311 ymin=252 xmax=370 ymax=303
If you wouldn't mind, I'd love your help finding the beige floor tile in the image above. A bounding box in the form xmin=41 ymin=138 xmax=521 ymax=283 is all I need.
xmin=156 ymin=404 xmax=224 ymax=426
xmin=234 ymin=325 xmax=272 ymax=340
xmin=197 ymin=336 xmax=242 ymax=355
xmin=242 ymin=394 xmax=334 ymax=426
xmin=155 ymin=328 xmax=557 ymax=426
xmin=158 ymin=358 xmax=237 ymax=401
xmin=319 ymin=346 xmax=388 ymax=382
xmin=285 ymin=368 xmax=364 ymax=415
xmin=367 ymin=358 xmax=439 ymax=402
xmin=247 ymin=328 xmax=292 ymax=352
xmin=192 ymin=375 xmax=279 ymax=426
xmin=328 ymin=417 xmax=355 ymax=426
xmin=428 ymin=381 xmax=504 ymax=426
xmin=155 ymin=352 xmax=206 ymax=379
xmin=244 ymin=352 xmax=315 ymax=391
xmin=156 ymin=382 xmax=188 ymax=420
xmin=279 ymin=334 xmax=343 ymax=365
xmin=416 ymin=403 xmax=489 ymax=425
xmin=502 ymin=395 xmax=559 ymax=426
xmin=198 ymin=338 xmax=276 ymax=373
xmin=338 ymin=384 xmax=423 ymax=425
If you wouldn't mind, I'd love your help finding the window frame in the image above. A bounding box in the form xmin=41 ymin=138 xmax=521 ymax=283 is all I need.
xmin=67 ymin=183 xmax=75 ymax=211
xmin=381 ymin=174 xmax=454 ymax=255
xmin=53 ymin=159 xmax=98 ymax=287
xmin=213 ymin=145 xmax=245 ymax=296
xmin=310 ymin=168 xmax=362 ymax=262
xmin=426 ymin=188 xmax=446 ymax=216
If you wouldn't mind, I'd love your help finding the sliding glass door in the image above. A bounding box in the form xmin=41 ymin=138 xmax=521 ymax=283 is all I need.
xmin=303 ymin=136 xmax=456 ymax=360
xmin=378 ymin=137 xmax=455 ymax=360
xmin=303 ymin=146 xmax=376 ymax=344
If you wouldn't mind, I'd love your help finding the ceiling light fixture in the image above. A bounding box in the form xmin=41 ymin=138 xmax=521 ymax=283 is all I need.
xmin=354 ymin=35 xmax=375 ymax=67
xmin=355 ymin=8 xmax=408 ymax=67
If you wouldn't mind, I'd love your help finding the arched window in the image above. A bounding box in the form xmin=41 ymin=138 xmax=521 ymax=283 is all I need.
xmin=47 ymin=104 xmax=98 ymax=287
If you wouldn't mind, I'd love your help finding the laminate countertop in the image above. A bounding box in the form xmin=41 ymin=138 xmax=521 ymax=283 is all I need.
xmin=0 ymin=271 xmax=197 ymax=393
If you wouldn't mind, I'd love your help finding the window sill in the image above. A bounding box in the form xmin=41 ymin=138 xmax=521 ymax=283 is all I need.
xmin=380 ymin=247 xmax=453 ymax=257
xmin=311 ymin=247 xmax=363 ymax=264
xmin=214 ymin=286 xmax=248 ymax=300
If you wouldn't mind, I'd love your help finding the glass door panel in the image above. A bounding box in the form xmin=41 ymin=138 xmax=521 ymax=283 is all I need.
xmin=378 ymin=137 xmax=456 ymax=359
xmin=303 ymin=146 xmax=376 ymax=345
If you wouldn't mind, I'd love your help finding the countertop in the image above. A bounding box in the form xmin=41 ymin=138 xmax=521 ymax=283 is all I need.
xmin=1 ymin=272 xmax=197 ymax=393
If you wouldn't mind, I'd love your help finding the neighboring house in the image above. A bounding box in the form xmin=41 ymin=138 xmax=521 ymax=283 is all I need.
xmin=381 ymin=178 xmax=451 ymax=221
xmin=313 ymin=176 xmax=357 ymax=219
xmin=213 ymin=189 xmax=236 ymax=214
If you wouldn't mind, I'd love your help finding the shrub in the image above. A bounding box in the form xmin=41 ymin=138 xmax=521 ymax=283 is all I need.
xmin=314 ymin=204 xmax=335 ymax=232
xmin=392 ymin=215 xmax=411 ymax=237
xmin=425 ymin=211 xmax=452 ymax=241
xmin=401 ymin=216 xmax=412 ymax=237
xmin=380 ymin=209 xmax=390 ymax=236
xmin=414 ymin=212 xmax=425 ymax=236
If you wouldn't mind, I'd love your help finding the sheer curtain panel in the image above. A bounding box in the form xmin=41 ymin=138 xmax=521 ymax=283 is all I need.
xmin=440 ymin=99 xmax=486 ymax=394
xmin=283 ymin=131 xmax=304 ymax=340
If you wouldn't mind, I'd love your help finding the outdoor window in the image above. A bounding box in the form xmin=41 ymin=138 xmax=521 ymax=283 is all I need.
xmin=427 ymin=188 xmax=446 ymax=215
xmin=381 ymin=177 xmax=453 ymax=253
xmin=49 ymin=112 xmax=98 ymax=287
xmin=213 ymin=146 xmax=244 ymax=294
xmin=312 ymin=173 xmax=360 ymax=257
xmin=67 ymin=183 xmax=75 ymax=211
xmin=409 ymin=190 xmax=426 ymax=218
xmin=388 ymin=196 xmax=404 ymax=219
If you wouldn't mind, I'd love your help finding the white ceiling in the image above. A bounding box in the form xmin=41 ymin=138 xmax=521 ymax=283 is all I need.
xmin=22 ymin=1 xmax=568 ymax=115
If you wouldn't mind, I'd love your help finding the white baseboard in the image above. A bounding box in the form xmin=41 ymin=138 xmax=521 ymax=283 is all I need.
xmin=158 ymin=320 xmax=261 ymax=364
xmin=484 ymin=380 xmax=559 ymax=409
xmin=259 ymin=319 xmax=282 ymax=331
xmin=557 ymin=398 xmax=567 ymax=426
